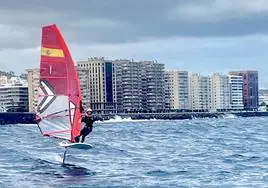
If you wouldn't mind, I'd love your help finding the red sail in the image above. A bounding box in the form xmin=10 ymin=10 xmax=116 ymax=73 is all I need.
xmin=37 ymin=24 xmax=82 ymax=142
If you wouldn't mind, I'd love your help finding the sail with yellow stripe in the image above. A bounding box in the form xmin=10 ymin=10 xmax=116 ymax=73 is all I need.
xmin=36 ymin=24 xmax=83 ymax=142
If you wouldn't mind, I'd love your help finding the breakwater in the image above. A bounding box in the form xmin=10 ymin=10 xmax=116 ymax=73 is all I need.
xmin=97 ymin=111 xmax=268 ymax=121
xmin=1 ymin=111 xmax=268 ymax=124
xmin=0 ymin=112 xmax=36 ymax=124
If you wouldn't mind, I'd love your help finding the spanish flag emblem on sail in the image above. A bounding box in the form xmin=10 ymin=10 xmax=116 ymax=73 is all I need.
xmin=41 ymin=47 xmax=64 ymax=58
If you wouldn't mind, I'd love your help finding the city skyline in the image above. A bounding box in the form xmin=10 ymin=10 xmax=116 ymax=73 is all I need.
xmin=23 ymin=59 xmax=259 ymax=113
xmin=0 ymin=1 xmax=268 ymax=87
xmin=0 ymin=65 xmax=260 ymax=113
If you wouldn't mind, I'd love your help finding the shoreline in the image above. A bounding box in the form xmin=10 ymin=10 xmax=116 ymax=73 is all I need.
xmin=1 ymin=111 xmax=268 ymax=124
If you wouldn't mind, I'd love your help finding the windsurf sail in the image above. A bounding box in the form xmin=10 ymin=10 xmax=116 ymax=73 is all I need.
xmin=36 ymin=24 xmax=82 ymax=142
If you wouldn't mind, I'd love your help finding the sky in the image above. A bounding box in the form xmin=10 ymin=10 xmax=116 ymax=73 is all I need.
xmin=0 ymin=0 xmax=268 ymax=88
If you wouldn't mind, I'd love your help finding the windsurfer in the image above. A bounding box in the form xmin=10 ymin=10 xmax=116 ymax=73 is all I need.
xmin=74 ymin=108 xmax=95 ymax=143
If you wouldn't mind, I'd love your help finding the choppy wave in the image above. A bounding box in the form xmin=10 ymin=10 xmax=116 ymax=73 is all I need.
xmin=220 ymin=113 xmax=237 ymax=119
xmin=97 ymin=115 xmax=157 ymax=123
xmin=98 ymin=113 xmax=238 ymax=124
xmin=1 ymin=117 xmax=268 ymax=187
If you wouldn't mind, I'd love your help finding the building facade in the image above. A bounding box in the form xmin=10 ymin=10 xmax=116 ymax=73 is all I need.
xmin=189 ymin=73 xmax=211 ymax=111
xmin=141 ymin=61 xmax=165 ymax=112
xmin=26 ymin=68 xmax=40 ymax=112
xmin=0 ymin=84 xmax=28 ymax=112
xmin=113 ymin=60 xmax=143 ymax=112
xmin=113 ymin=60 xmax=165 ymax=112
xmin=164 ymin=73 xmax=172 ymax=110
xmin=229 ymin=75 xmax=244 ymax=110
xmin=165 ymin=70 xmax=188 ymax=110
xmin=77 ymin=57 xmax=118 ymax=114
xmin=211 ymin=73 xmax=231 ymax=112
xmin=229 ymin=71 xmax=259 ymax=111
xmin=77 ymin=58 xmax=166 ymax=113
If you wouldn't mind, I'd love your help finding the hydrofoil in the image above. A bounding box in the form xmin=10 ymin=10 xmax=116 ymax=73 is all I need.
xmin=59 ymin=141 xmax=92 ymax=164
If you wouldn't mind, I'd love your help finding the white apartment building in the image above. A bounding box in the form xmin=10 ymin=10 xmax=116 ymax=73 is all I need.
xmin=189 ymin=73 xmax=211 ymax=111
xmin=77 ymin=57 xmax=118 ymax=114
xmin=211 ymin=73 xmax=231 ymax=112
xmin=229 ymin=75 xmax=244 ymax=110
xmin=165 ymin=70 xmax=188 ymax=110
xmin=26 ymin=68 xmax=40 ymax=112
xmin=0 ymin=84 xmax=28 ymax=112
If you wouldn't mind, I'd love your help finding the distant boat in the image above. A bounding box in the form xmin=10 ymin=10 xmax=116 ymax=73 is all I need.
xmin=36 ymin=24 xmax=91 ymax=164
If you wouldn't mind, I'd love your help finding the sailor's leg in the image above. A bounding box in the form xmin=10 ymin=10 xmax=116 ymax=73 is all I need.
xmin=82 ymin=127 xmax=91 ymax=143
xmin=74 ymin=128 xmax=85 ymax=142
xmin=74 ymin=136 xmax=80 ymax=142
xmin=81 ymin=135 xmax=86 ymax=143
xmin=88 ymin=126 xmax=93 ymax=134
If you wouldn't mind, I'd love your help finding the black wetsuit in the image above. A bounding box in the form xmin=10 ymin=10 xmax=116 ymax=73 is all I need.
xmin=75 ymin=115 xmax=95 ymax=143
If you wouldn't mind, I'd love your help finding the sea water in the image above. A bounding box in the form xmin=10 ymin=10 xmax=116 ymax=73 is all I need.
xmin=0 ymin=116 xmax=267 ymax=187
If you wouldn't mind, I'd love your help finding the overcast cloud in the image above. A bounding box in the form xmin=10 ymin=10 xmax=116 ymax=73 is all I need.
xmin=0 ymin=0 xmax=268 ymax=87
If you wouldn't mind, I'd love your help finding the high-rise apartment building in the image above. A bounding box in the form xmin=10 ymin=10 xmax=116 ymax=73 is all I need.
xmin=141 ymin=61 xmax=165 ymax=111
xmin=77 ymin=58 xmax=166 ymax=113
xmin=229 ymin=75 xmax=244 ymax=110
xmin=211 ymin=73 xmax=231 ymax=112
xmin=164 ymin=73 xmax=172 ymax=110
xmin=0 ymin=84 xmax=28 ymax=112
xmin=77 ymin=57 xmax=118 ymax=114
xmin=113 ymin=60 xmax=165 ymax=112
xmin=229 ymin=71 xmax=259 ymax=111
xmin=189 ymin=73 xmax=211 ymax=111
xmin=26 ymin=68 xmax=40 ymax=112
xmin=113 ymin=60 xmax=143 ymax=112
xmin=165 ymin=70 xmax=188 ymax=110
